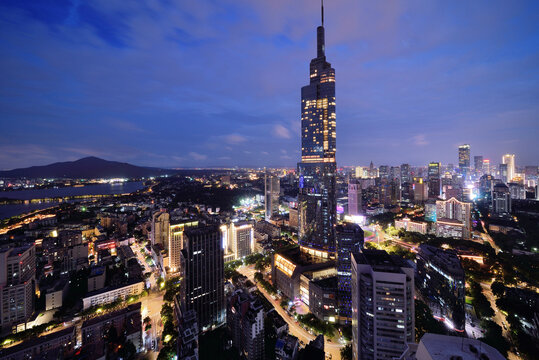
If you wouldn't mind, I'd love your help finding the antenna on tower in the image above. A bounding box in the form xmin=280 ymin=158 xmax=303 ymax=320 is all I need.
xmin=321 ymin=0 xmax=324 ymax=26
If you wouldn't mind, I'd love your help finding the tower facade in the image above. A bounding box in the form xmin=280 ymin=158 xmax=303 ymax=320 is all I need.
xmin=458 ymin=144 xmax=470 ymax=178
xmin=427 ymin=162 xmax=441 ymax=199
xmin=181 ymin=225 xmax=225 ymax=332
xmin=298 ymin=2 xmax=337 ymax=259
xmin=348 ymin=179 xmax=362 ymax=216
xmin=502 ymin=154 xmax=515 ymax=182
xmin=264 ymin=174 xmax=280 ymax=221
xmin=351 ymin=250 xmax=415 ymax=360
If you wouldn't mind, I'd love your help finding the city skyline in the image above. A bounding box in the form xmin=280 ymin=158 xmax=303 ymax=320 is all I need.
xmin=1 ymin=1 xmax=538 ymax=169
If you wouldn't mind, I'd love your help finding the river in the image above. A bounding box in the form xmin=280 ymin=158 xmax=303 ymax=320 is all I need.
xmin=0 ymin=182 xmax=145 ymax=219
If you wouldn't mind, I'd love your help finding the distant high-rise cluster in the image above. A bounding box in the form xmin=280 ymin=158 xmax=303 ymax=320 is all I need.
xmin=265 ymin=174 xmax=280 ymax=221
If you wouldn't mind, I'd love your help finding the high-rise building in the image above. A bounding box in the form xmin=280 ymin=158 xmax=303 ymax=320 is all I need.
xmin=379 ymin=165 xmax=389 ymax=179
xmin=483 ymin=159 xmax=490 ymax=175
xmin=458 ymin=144 xmax=470 ymax=178
xmin=492 ymin=183 xmax=511 ymax=214
xmin=181 ymin=225 xmax=225 ymax=332
xmin=151 ymin=210 xmax=170 ymax=248
xmin=435 ymin=198 xmax=472 ymax=239
xmin=351 ymin=249 xmax=415 ymax=360
xmin=169 ymin=220 xmax=199 ymax=273
xmin=298 ymin=2 xmax=337 ymax=259
xmin=502 ymin=154 xmax=515 ymax=182
xmin=336 ymin=223 xmax=364 ymax=324
xmin=427 ymin=162 xmax=441 ymax=199
xmin=400 ymin=163 xmax=411 ymax=184
xmin=348 ymin=179 xmax=362 ymax=216
xmin=416 ymin=245 xmax=465 ymax=332
xmin=0 ymin=244 xmax=36 ymax=331
xmin=265 ymin=174 xmax=280 ymax=221
xmin=227 ymin=288 xmax=265 ymax=360
xmin=474 ymin=156 xmax=483 ymax=176
xmin=413 ymin=178 xmax=428 ymax=203
xmin=499 ymin=163 xmax=508 ymax=183
xmin=227 ymin=221 xmax=254 ymax=259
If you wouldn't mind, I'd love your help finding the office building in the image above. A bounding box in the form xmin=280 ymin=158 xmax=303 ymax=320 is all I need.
xmin=336 ymin=223 xmax=364 ymax=323
xmin=181 ymin=225 xmax=225 ymax=332
xmin=151 ymin=210 xmax=170 ymax=248
xmin=309 ymin=276 xmax=338 ymax=323
xmin=427 ymin=162 xmax=441 ymax=199
xmin=227 ymin=288 xmax=264 ymax=360
xmin=508 ymin=182 xmax=526 ymax=200
xmin=499 ymin=163 xmax=508 ymax=183
xmin=492 ymin=183 xmax=511 ymax=214
xmin=348 ymin=179 xmax=362 ymax=216
xmin=265 ymin=174 xmax=280 ymax=221
xmin=502 ymin=154 xmax=516 ymax=182
xmin=298 ymin=2 xmax=337 ymax=259
xmin=351 ymin=250 xmax=415 ymax=360
xmin=435 ymin=197 xmax=472 ymax=239
xmin=400 ymin=164 xmax=411 ymax=184
xmin=483 ymin=159 xmax=490 ymax=175
xmin=413 ymin=178 xmax=428 ymax=203
xmin=175 ymin=308 xmax=199 ymax=360
xmin=0 ymin=244 xmax=36 ymax=331
xmin=169 ymin=220 xmax=199 ymax=273
xmin=416 ymin=245 xmax=465 ymax=332
xmin=398 ymin=333 xmax=506 ymax=360
xmin=474 ymin=155 xmax=483 ymax=176
xmin=222 ymin=221 xmax=254 ymax=260
xmin=458 ymin=144 xmax=470 ymax=178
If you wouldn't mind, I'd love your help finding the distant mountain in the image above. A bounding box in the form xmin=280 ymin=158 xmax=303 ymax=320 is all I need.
xmin=0 ymin=157 xmax=176 ymax=179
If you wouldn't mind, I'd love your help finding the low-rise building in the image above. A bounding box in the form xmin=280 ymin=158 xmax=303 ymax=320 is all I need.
xmin=275 ymin=334 xmax=299 ymax=360
xmin=82 ymin=279 xmax=144 ymax=310
xmin=45 ymin=278 xmax=69 ymax=311
xmin=395 ymin=218 xmax=427 ymax=234
xmin=0 ymin=326 xmax=76 ymax=360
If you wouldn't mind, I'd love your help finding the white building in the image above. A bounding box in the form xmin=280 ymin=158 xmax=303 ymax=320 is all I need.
xmin=82 ymin=280 xmax=144 ymax=310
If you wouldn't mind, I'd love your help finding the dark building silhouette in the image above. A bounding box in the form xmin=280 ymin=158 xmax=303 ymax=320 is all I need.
xmin=416 ymin=244 xmax=465 ymax=332
xmin=180 ymin=225 xmax=225 ymax=332
xmin=298 ymin=1 xmax=337 ymax=260
xmin=336 ymin=223 xmax=364 ymax=323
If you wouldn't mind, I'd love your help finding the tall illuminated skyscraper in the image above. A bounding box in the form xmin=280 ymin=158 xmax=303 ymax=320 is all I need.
xmin=458 ymin=144 xmax=470 ymax=178
xmin=502 ymin=154 xmax=515 ymax=182
xmin=427 ymin=162 xmax=441 ymax=199
xmin=298 ymin=1 xmax=337 ymax=259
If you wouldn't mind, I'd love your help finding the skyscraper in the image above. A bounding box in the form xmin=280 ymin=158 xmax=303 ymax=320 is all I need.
xmin=400 ymin=163 xmax=411 ymax=184
xmin=265 ymin=174 xmax=280 ymax=221
xmin=427 ymin=162 xmax=441 ymax=199
xmin=492 ymin=183 xmax=511 ymax=214
xmin=336 ymin=223 xmax=364 ymax=324
xmin=151 ymin=210 xmax=170 ymax=248
xmin=499 ymin=163 xmax=508 ymax=183
xmin=502 ymin=154 xmax=515 ymax=182
xmin=458 ymin=144 xmax=470 ymax=178
xmin=0 ymin=244 xmax=36 ymax=331
xmin=474 ymin=155 xmax=483 ymax=176
xmin=181 ymin=225 xmax=225 ymax=332
xmin=298 ymin=2 xmax=337 ymax=259
xmin=348 ymin=179 xmax=362 ymax=216
xmin=351 ymin=249 xmax=415 ymax=360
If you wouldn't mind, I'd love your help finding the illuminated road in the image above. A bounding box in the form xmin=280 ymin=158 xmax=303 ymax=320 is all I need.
xmin=237 ymin=266 xmax=344 ymax=360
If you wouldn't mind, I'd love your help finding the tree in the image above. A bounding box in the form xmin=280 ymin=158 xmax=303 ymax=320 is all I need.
xmin=340 ymin=344 xmax=352 ymax=360
xmin=415 ymin=300 xmax=446 ymax=342
xmin=490 ymin=281 xmax=505 ymax=298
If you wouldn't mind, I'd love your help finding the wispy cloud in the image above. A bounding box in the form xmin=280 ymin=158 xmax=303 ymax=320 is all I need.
xmin=224 ymin=133 xmax=247 ymax=144
xmin=273 ymin=124 xmax=291 ymax=139
xmin=189 ymin=152 xmax=207 ymax=161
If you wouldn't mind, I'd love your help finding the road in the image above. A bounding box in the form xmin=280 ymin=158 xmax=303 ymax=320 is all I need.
xmin=480 ymin=282 xmax=519 ymax=360
xmin=237 ymin=266 xmax=344 ymax=360
xmin=479 ymin=221 xmax=500 ymax=253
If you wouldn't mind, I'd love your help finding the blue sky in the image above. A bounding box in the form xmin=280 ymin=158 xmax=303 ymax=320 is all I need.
xmin=1 ymin=0 xmax=538 ymax=169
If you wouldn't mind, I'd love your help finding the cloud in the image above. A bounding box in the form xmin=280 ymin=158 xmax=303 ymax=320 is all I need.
xmin=224 ymin=133 xmax=247 ymax=144
xmin=411 ymin=134 xmax=429 ymax=146
xmin=273 ymin=124 xmax=291 ymax=139
xmin=189 ymin=152 xmax=207 ymax=161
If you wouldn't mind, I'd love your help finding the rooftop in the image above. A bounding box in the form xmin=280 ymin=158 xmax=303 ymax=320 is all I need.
xmin=415 ymin=333 xmax=506 ymax=360
xmin=353 ymin=249 xmax=410 ymax=274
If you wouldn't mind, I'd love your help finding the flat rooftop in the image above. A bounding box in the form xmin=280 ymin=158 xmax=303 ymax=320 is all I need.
xmin=417 ymin=333 xmax=505 ymax=360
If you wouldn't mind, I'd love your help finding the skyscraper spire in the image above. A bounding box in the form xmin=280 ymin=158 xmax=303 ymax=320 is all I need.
xmin=321 ymin=0 xmax=324 ymax=26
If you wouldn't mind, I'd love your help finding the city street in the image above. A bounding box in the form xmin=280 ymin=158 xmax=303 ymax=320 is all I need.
xmin=237 ymin=266 xmax=344 ymax=360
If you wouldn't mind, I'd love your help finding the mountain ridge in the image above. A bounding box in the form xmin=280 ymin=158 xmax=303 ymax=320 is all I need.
xmin=0 ymin=157 xmax=174 ymax=179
